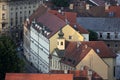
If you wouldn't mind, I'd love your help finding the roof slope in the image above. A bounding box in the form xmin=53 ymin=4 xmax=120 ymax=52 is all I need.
xmin=61 ymin=42 xmax=92 ymax=67
xmin=37 ymin=12 xmax=66 ymax=38
xmin=77 ymin=17 xmax=120 ymax=32
xmin=81 ymin=41 xmax=116 ymax=58
xmin=5 ymin=73 xmax=73 ymax=80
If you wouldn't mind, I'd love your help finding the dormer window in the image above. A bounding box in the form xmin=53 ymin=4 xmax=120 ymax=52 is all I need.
xmin=100 ymin=33 xmax=102 ymax=38
xmin=107 ymin=33 xmax=110 ymax=39
xmin=115 ymin=32 xmax=118 ymax=38
xmin=69 ymin=36 xmax=72 ymax=39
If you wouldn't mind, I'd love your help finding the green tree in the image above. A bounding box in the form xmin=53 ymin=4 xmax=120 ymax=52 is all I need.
xmin=0 ymin=36 xmax=24 ymax=80
xmin=88 ymin=29 xmax=98 ymax=41
xmin=52 ymin=0 xmax=70 ymax=7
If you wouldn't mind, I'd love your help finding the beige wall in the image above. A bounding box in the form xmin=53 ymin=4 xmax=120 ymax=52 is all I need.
xmin=103 ymin=58 xmax=116 ymax=80
xmin=76 ymin=49 xmax=108 ymax=80
xmin=49 ymin=25 xmax=84 ymax=53
xmin=0 ymin=2 xmax=8 ymax=33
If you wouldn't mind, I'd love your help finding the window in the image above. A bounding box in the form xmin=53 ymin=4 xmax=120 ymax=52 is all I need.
xmin=10 ymin=18 xmax=13 ymax=26
xmin=115 ymin=44 xmax=118 ymax=47
xmin=100 ymin=33 xmax=102 ymax=38
xmin=2 ymin=13 xmax=6 ymax=20
xmin=107 ymin=33 xmax=110 ymax=39
xmin=115 ymin=32 xmax=118 ymax=38
xmin=2 ymin=23 xmax=5 ymax=29
xmin=69 ymin=36 xmax=72 ymax=39
xmin=107 ymin=44 xmax=110 ymax=47
xmin=2 ymin=5 xmax=6 ymax=10
xmin=20 ymin=17 xmax=22 ymax=23
xmin=29 ymin=10 xmax=31 ymax=14
xmin=61 ymin=42 xmax=63 ymax=45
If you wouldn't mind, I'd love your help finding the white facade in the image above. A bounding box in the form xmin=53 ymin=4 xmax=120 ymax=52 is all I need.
xmin=82 ymin=34 xmax=89 ymax=41
xmin=97 ymin=31 xmax=120 ymax=40
xmin=29 ymin=25 xmax=49 ymax=73
xmin=0 ymin=0 xmax=43 ymax=34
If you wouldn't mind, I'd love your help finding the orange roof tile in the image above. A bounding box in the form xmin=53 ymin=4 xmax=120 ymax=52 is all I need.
xmin=5 ymin=73 xmax=73 ymax=80
xmin=61 ymin=42 xmax=92 ymax=67
xmin=36 ymin=11 xmax=66 ymax=38
xmin=81 ymin=41 xmax=116 ymax=58
xmin=105 ymin=6 xmax=120 ymax=18
xmin=49 ymin=10 xmax=77 ymax=23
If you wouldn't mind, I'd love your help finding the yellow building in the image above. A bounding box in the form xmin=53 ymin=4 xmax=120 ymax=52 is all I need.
xmin=50 ymin=31 xmax=116 ymax=80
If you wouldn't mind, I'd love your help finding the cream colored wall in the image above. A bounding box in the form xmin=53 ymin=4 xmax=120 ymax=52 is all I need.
xmin=49 ymin=25 xmax=84 ymax=53
xmin=76 ymin=49 xmax=108 ymax=80
xmin=103 ymin=58 xmax=116 ymax=80
xmin=0 ymin=2 xmax=8 ymax=32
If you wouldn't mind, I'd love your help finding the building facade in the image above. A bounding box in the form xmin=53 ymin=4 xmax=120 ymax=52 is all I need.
xmin=77 ymin=17 xmax=120 ymax=53
xmin=23 ymin=5 xmax=89 ymax=73
xmin=0 ymin=0 xmax=43 ymax=35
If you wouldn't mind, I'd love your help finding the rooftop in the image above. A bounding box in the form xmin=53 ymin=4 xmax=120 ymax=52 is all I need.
xmin=5 ymin=73 xmax=73 ymax=80
xmin=77 ymin=17 xmax=120 ymax=32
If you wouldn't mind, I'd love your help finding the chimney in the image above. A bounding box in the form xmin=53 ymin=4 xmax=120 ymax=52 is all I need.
xmin=69 ymin=3 xmax=74 ymax=10
xmin=105 ymin=2 xmax=110 ymax=10
xmin=77 ymin=42 xmax=81 ymax=48
xmin=64 ymin=70 xmax=68 ymax=74
xmin=86 ymin=4 xmax=90 ymax=10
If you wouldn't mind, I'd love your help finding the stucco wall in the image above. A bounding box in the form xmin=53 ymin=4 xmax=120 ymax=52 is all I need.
xmin=50 ymin=25 xmax=84 ymax=53
xmin=103 ymin=58 xmax=116 ymax=80
xmin=76 ymin=49 xmax=108 ymax=79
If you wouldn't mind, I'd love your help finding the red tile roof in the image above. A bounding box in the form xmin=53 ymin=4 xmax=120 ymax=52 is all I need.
xmin=81 ymin=41 xmax=116 ymax=58
xmin=70 ymin=23 xmax=89 ymax=34
xmin=105 ymin=6 xmax=120 ymax=18
xmin=37 ymin=12 xmax=66 ymax=38
xmin=49 ymin=10 xmax=89 ymax=34
xmin=61 ymin=42 xmax=92 ymax=67
xmin=5 ymin=73 xmax=73 ymax=80
xmin=29 ymin=5 xmax=48 ymax=22
xmin=50 ymin=68 xmax=103 ymax=80
xmin=49 ymin=10 xmax=77 ymax=23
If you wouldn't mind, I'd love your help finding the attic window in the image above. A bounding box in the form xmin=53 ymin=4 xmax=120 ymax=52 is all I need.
xmin=69 ymin=36 xmax=72 ymax=39
xmin=96 ymin=49 xmax=100 ymax=53
xmin=68 ymin=59 xmax=72 ymax=62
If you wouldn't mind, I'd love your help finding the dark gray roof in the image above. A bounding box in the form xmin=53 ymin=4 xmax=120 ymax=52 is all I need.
xmin=77 ymin=17 xmax=120 ymax=32
xmin=55 ymin=48 xmax=65 ymax=58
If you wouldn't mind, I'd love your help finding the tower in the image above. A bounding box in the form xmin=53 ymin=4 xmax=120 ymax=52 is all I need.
xmin=57 ymin=29 xmax=65 ymax=50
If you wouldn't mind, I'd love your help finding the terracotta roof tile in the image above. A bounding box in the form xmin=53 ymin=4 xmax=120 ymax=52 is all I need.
xmin=81 ymin=41 xmax=116 ymax=58
xmin=61 ymin=42 xmax=92 ymax=67
xmin=29 ymin=5 xmax=48 ymax=22
xmin=50 ymin=69 xmax=103 ymax=80
xmin=49 ymin=10 xmax=89 ymax=34
xmin=36 ymin=11 xmax=66 ymax=38
xmin=70 ymin=23 xmax=89 ymax=34
xmin=49 ymin=10 xmax=77 ymax=23
xmin=105 ymin=6 xmax=120 ymax=18
xmin=5 ymin=73 xmax=73 ymax=80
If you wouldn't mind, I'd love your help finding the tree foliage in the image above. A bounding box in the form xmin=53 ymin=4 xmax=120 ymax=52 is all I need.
xmin=0 ymin=36 xmax=24 ymax=80
xmin=88 ymin=29 xmax=98 ymax=41
xmin=52 ymin=0 xmax=70 ymax=7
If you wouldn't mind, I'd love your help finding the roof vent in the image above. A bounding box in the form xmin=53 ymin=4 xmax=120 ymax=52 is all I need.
xmin=96 ymin=49 xmax=100 ymax=53
xmin=64 ymin=70 xmax=68 ymax=74
xmin=77 ymin=42 xmax=81 ymax=48
xmin=58 ymin=9 xmax=62 ymax=13
xmin=85 ymin=44 xmax=88 ymax=48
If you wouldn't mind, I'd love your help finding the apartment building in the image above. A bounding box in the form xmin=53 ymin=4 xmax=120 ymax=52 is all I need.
xmin=0 ymin=0 xmax=43 ymax=35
